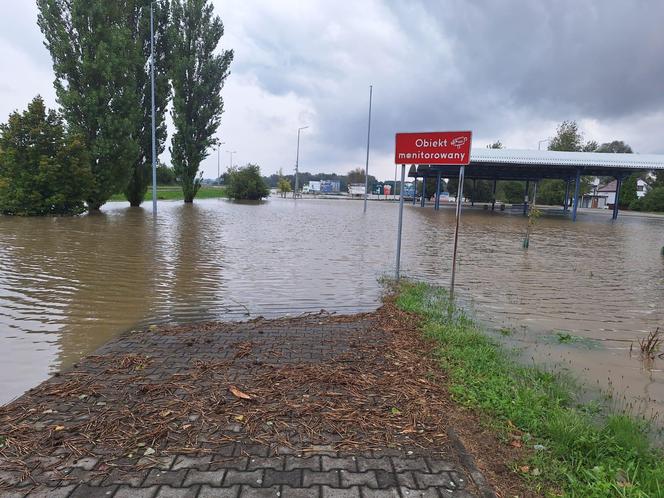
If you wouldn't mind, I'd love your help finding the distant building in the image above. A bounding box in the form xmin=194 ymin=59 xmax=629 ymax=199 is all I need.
xmin=582 ymin=177 xmax=650 ymax=209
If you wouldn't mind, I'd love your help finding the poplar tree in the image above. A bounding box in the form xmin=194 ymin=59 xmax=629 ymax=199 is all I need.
xmin=170 ymin=0 xmax=233 ymax=203
xmin=37 ymin=0 xmax=141 ymax=210
xmin=124 ymin=0 xmax=172 ymax=207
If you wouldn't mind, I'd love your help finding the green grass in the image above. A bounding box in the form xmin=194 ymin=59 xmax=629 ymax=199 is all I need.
xmin=395 ymin=281 xmax=664 ymax=497
xmin=108 ymin=186 xmax=227 ymax=202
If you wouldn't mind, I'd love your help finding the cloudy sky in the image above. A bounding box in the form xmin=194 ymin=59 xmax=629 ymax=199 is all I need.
xmin=2 ymin=0 xmax=664 ymax=181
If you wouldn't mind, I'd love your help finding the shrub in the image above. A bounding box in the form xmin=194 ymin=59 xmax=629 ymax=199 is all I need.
xmin=225 ymin=163 xmax=269 ymax=200
xmin=640 ymin=187 xmax=664 ymax=212
xmin=0 ymin=97 xmax=92 ymax=216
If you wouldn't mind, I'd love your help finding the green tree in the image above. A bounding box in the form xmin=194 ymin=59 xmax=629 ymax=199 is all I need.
xmin=347 ymin=167 xmax=366 ymax=184
xmin=124 ymin=0 xmax=172 ymax=206
xmin=37 ymin=0 xmax=141 ymax=210
xmin=277 ymin=178 xmax=292 ymax=198
xmin=596 ymin=141 xmax=633 ymax=153
xmin=170 ymin=0 xmax=233 ymax=203
xmin=619 ymin=173 xmax=639 ymax=209
xmin=0 ymin=97 xmax=92 ymax=215
xmin=641 ymin=187 xmax=664 ymax=212
xmin=156 ymin=164 xmax=177 ymax=185
xmin=226 ymin=164 xmax=269 ymax=200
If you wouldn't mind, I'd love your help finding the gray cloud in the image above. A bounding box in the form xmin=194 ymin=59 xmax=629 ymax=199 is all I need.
xmin=1 ymin=0 xmax=663 ymax=180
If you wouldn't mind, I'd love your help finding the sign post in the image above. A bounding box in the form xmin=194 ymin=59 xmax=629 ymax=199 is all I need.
xmin=395 ymin=163 xmax=406 ymax=279
xmin=394 ymin=131 xmax=472 ymax=287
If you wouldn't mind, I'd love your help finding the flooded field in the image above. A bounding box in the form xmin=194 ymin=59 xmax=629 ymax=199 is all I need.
xmin=1 ymin=197 xmax=663 ymax=417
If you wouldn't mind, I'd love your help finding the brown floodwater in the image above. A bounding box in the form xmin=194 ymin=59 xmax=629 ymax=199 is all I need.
xmin=1 ymin=198 xmax=663 ymax=419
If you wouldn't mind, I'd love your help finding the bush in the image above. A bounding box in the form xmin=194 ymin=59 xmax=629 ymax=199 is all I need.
xmin=639 ymin=187 xmax=664 ymax=212
xmin=225 ymin=163 xmax=269 ymax=200
xmin=0 ymin=97 xmax=92 ymax=216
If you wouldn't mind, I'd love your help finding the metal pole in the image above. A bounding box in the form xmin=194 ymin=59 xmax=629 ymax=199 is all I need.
xmin=395 ymin=164 xmax=406 ymax=279
xmin=613 ymin=175 xmax=623 ymax=220
xmin=420 ymin=178 xmax=426 ymax=207
xmin=572 ymin=169 xmax=581 ymax=222
xmin=150 ymin=2 xmax=157 ymax=213
xmin=563 ymin=179 xmax=570 ymax=212
xmin=435 ymin=171 xmax=442 ymax=210
xmin=217 ymin=147 xmax=220 ymax=182
xmin=412 ymin=176 xmax=417 ymax=205
xmin=523 ymin=180 xmax=530 ymax=215
xmin=294 ymin=129 xmax=300 ymax=199
xmin=492 ymin=179 xmax=497 ymax=211
xmin=450 ymin=166 xmax=465 ymax=300
xmin=363 ymin=85 xmax=372 ymax=213
xmin=394 ymin=164 xmax=397 ymax=201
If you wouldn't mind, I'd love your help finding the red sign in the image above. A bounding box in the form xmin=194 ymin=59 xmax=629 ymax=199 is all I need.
xmin=395 ymin=131 xmax=472 ymax=165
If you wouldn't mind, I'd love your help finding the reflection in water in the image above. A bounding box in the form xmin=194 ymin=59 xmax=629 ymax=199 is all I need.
xmin=0 ymin=198 xmax=663 ymax=419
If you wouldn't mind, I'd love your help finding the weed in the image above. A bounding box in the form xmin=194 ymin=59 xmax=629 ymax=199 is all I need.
xmin=639 ymin=328 xmax=662 ymax=359
xmin=396 ymin=281 xmax=664 ymax=497
xmin=498 ymin=327 xmax=514 ymax=337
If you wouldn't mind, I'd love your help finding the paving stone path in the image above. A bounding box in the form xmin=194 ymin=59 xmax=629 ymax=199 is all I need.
xmin=0 ymin=314 xmax=494 ymax=498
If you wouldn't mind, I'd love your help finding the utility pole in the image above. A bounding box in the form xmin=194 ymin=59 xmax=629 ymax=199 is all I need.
xmin=294 ymin=126 xmax=308 ymax=198
xmin=150 ymin=2 xmax=157 ymax=214
xmin=217 ymin=142 xmax=225 ymax=183
xmin=363 ymin=85 xmax=373 ymax=213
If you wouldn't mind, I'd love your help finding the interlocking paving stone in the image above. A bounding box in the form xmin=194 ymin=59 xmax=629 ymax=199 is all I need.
xmin=320 ymin=457 xmax=357 ymax=472
xmin=24 ymin=484 xmax=77 ymax=497
xmin=114 ymin=485 xmax=159 ymax=498
xmin=302 ymin=470 xmax=340 ymax=488
xmin=182 ymin=470 xmax=226 ymax=487
xmin=2 ymin=317 xmax=487 ymax=497
xmin=69 ymin=484 xmax=118 ymax=497
xmin=261 ymin=469 xmax=302 ymax=488
xmin=321 ymin=486 xmax=361 ymax=497
xmin=143 ymin=469 xmax=189 ymax=488
xmin=197 ymin=485 xmax=241 ymax=497
xmin=283 ymin=456 xmax=320 ymax=471
xmin=238 ymin=485 xmax=280 ymax=497
xmin=339 ymin=470 xmax=378 ymax=488
xmin=172 ymin=455 xmax=212 ymax=471
xmin=247 ymin=457 xmax=284 ymax=471
xmin=223 ymin=469 xmax=264 ymax=487
xmin=356 ymin=457 xmax=392 ymax=473
xmin=280 ymin=486 xmax=321 ymax=498
xmin=154 ymin=485 xmax=202 ymax=498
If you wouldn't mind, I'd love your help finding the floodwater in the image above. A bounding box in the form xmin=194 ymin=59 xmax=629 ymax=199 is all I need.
xmin=1 ymin=198 xmax=663 ymax=419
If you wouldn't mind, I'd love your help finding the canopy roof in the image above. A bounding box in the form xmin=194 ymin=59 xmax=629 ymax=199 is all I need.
xmin=408 ymin=148 xmax=664 ymax=181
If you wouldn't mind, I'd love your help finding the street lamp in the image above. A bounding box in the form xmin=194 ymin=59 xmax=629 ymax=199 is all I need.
xmin=217 ymin=142 xmax=225 ymax=183
xmin=294 ymin=126 xmax=308 ymax=198
xmin=226 ymin=150 xmax=237 ymax=170
xmin=149 ymin=2 xmax=157 ymax=214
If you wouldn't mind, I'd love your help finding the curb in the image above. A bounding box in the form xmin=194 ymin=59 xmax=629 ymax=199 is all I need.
xmin=447 ymin=427 xmax=498 ymax=498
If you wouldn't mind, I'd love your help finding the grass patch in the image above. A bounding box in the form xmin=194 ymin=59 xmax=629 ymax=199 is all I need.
xmin=395 ymin=281 xmax=664 ymax=497
xmin=108 ymin=186 xmax=227 ymax=202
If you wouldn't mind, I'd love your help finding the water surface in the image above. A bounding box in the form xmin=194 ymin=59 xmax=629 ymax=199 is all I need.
xmin=1 ymin=198 xmax=663 ymax=417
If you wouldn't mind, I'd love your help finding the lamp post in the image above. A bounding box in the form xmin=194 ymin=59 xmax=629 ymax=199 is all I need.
xmin=294 ymin=126 xmax=308 ymax=198
xmin=217 ymin=142 xmax=225 ymax=183
xmin=150 ymin=2 xmax=157 ymax=214
xmin=363 ymin=85 xmax=373 ymax=213
xmin=226 ymin=150 xmax=236 ymax=170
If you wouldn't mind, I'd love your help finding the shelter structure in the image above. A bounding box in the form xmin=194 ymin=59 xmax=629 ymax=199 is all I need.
xmin=408 ymin=149 xmax=664 ymax=220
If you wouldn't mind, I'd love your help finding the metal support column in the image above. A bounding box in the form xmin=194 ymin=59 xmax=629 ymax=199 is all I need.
xmin=412 ymin=176 xmax=417 ymax=205
xmin=421 ymin=177 xmax=426 ymax=207
xmin=395 ymin=164 xmax=407 ymax=279
xmin=613 ymin=175 xmax=623 ymax=220
xmin=491 ymin=179 xmax=497 ymax=211
xmin=563 ymin=179 xmax=570 ymax=213
xmin=523 ymin=181 xmax=530 ymax=215
xmin=471 ymin=179 xmax=476 ymax=207
xmin=572 ymin=169 xmax=581 ymax=222
xmin=435 ymin=171 xmax=442 ymax=210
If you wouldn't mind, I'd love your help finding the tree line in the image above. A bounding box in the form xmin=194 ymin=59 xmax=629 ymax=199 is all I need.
xmin=0 ymin=0 xmax=232 ymax=216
